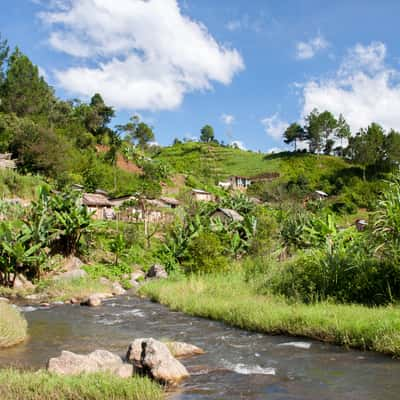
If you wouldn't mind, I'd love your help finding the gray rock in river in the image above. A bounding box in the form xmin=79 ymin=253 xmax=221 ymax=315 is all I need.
xmin=112 ymin=282 xmax=126 ymax=296
xmin=80 ymin=294 xmax=102 ymax=307
xmin=146 ymin=264 xmax=168 ymax=279
xmin=126 ymin=338 xmax=189 ymax=385
xmin=166 ymin=341 xmax=205 ymax=358
xmin=47 ymin=349 xmax=133 ymax=378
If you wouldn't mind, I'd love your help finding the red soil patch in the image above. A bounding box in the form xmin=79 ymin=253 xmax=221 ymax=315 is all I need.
xmin=96 ymin=145 xmax=142 ymax=174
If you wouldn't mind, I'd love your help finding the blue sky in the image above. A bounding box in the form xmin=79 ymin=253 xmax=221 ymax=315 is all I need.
xmin=2 ymin=1 xmax=400 ymax=151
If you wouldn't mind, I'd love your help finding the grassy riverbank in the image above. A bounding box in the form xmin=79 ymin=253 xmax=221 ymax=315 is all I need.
xmin=0 ymin=369 xmax=163 ymax=400
xmin=0 ymin=303 xmax=27 ymax=348
xmin=140 ymin=271 xmax=400 ymax=357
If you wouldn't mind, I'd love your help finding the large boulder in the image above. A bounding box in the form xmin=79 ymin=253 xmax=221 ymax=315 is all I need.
xmin=131 ymin=270 xmax=145 ymax=282
xmin=54 ymin=269 xmax=87 ymax=281
xmin=48 ymin=350 xmax=133 ymax=378
xmin=146 ymin=264 xmax=168 ymax=280
xmin=126 ymin=338 xmax=189 ymax=385
xmin=63 ymin=256 xmax=84 ymax=271
xmin=13 ymin=274 xmax=35 ymax=290
xmin=112 ymin=282 xmax=126 ymax=296
xmin=166 ymin=341 xmax=205 ymax=358
xmin=80 ymin=294 xmax=102 ymax=307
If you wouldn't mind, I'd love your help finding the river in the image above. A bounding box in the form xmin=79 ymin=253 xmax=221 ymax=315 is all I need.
xmin=0 ymin=295 xmax=399 ymax=399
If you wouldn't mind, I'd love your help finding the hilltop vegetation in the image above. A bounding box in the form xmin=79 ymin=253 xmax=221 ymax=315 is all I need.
xmin=155 ymin=142 xmax=352 ymax=187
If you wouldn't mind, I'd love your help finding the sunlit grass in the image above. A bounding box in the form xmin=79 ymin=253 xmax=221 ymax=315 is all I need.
xmin=35 ymin=277 xmax=112 ymax=302
xmin=0 ymin=303 xmax=27 ymax=348
xmin=0 ymin=369 xmax=163 ymax=400
xmin=140 ymin=271 xmax=400 ymax=356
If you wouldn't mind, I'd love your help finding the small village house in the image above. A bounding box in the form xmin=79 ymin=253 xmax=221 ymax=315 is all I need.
xmin=211 ymin=208 xmax=244 ymax=224
xmin=191 ymin=189 xmax=214 ymax=202
xmin=71 ymin=184 xmax=84 ymax=192
xmin=218 ymin=181 xmax=232 ymax=190
xmin=159 ymin=196 xmax=180 ymax=209
xmin=249 ymin=197 xmax=262 ymax=205
xmin=228 ymin=172 xmax=280 ymax=191
xmin=82 ymin=193 xmax=114 ymax=220
xmin=108 ymin=194 xmax=138 ymax=208
xmin=0 ymin=153 xmax=16 ymax=169
xmin=229 ymin=176 xmax=252 ymax=190
xmin=313 ymin=190 xmax=329 ymax=200
xmin=355 ymin=219 xmax=368 ymax=232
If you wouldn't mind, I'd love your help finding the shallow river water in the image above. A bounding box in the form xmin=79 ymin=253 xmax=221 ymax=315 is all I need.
xmin=1 ymin=295 xmax=399 ymax=399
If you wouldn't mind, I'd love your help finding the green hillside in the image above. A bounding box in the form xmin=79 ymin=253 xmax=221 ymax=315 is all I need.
xmin=155 ymin=142 xmax=353 ymax=186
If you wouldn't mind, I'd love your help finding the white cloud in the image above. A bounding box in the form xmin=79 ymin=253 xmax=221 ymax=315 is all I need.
xmin=296 ymin=34 xmax=329 ymax=60
xmin=38 ymin=66 xmax=48 ymax=80
xmin=184 ymin=133 xmax=198 ymax=142
xmin=226 ymin=20 xmax=242 ymax=32
xmin=267 ymin=147 xmax=284 ymax=154
xmin=261 ymin=113 xmax=289 ymax=140
xmin=301 ymin=41 xmax=400 ymax=133
xmin=225 ymin=14 xmax=264 ymax=33
xmin=230 ymin=140 xmax=246 ymax=150
xmin=39 ymin=0 xmax=244 ymax=110
xmin=221 ymin=113 xmax=235 ymax=125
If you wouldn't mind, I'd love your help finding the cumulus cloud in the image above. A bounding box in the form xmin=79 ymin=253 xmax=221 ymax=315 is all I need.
xmin=296 ymin=34 xmax=329 ymax=60
xmin=261 ymin=113 xmax=289 ymax=140
xmin=267 ymin=147 xmax=284 ymax=154
xmin=225 ymin=14 xmax=264 ymax=33
xmin=301 ymin=41 xmax=400 ymax=133
xmin=226 ymin=20 xmax=242 ymax=32
xmin=230 ymin=140 xmax=247 ymax=150
xmin=39 ymin=0 xmax=244 ymax=110
xmin=221 ymin=113 xmax=235 ymax=125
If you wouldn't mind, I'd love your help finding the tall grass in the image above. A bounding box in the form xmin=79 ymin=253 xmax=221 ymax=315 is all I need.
xmin=140 ymin=271 xmax=400 ymax=356
xmin=35 ymin=277 xmax=113 ymax=302
xmin=0 ymin=169 xmax=48 ymax=199
xmin=0 ymin=369 xmax=162 ymax=400
xmin=0 ymin=303 xmax=28 ymax=348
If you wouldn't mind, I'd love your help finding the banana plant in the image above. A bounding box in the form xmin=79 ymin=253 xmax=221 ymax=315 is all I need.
xmin=0 ymin=222 xmax=44 ymax=286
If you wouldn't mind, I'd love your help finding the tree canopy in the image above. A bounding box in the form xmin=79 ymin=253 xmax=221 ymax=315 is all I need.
xmin=200 ymin=125 xmax=215 ymax=143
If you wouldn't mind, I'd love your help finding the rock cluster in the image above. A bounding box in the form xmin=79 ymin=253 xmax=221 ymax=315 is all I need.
xmin=146 ymin=264 xmax=168 ymax=279
xmin=127 ymin=338 xmax=189 ymax=384
xmin=47 ymin=338 xmax=204 ymax=385
xmin=48 ymin=350 xmax=133 ymax=378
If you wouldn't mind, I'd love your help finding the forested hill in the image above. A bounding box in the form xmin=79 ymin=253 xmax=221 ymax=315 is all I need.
xmin=0 ymin=35 xmax=394 ymax=210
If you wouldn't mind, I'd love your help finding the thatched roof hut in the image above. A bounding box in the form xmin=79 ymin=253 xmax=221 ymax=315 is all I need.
xmin=82 ymin=193 xmax=112 ymax=207
xmin=211 ymin=208 xmax=244 ymax=223
xmin=160 ymin=196 xmax=180 ymax=208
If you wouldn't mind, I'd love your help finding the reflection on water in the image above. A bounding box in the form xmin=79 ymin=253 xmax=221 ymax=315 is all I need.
xmin=1 ymin=296 xmax=399 ymax=399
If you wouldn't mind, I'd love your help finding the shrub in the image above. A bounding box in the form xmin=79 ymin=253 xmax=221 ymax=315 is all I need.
xmin=373 ymin=177 xmax=400 ymax=261
xmin=83 ymin=263 xmax=132 ymax=281
xmin=269 ymin=231 xmax=400 ymax=305
xmin=182 ymin=231 xmax=228 ymax=274
xmin=249 ymin=207 xmax=278 ymax=257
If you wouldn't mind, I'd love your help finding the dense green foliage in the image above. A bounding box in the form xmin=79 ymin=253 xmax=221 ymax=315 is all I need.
xmin=0 ymin=188 xmax=93 ymax=286
xmin=0 ymin=37 xmax=159 ymax=196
